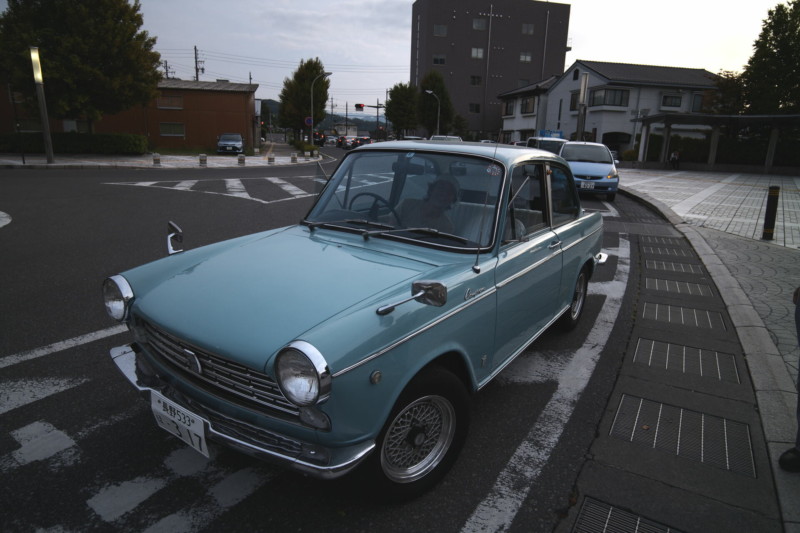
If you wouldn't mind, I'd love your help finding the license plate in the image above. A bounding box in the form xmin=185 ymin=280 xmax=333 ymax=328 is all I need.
xmin=580 ymin=181 xmax=595 ymax=190
xmin=151 ymin=391 xmax=209 ymax=457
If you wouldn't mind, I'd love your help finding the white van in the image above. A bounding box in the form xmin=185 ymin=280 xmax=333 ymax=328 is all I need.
xmin=525 ymin=136 xmax=567 ymax=154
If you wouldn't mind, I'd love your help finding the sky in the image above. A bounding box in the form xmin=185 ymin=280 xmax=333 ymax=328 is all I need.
xmin=1 ymin=0 xmax=783 ymax=116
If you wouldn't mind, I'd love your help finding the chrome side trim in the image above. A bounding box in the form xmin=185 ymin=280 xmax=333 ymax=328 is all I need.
xmin=495 ymin=248 xmax=561 ymax=289
xmin=559 ymin=223 xmax=602 ymax=253
xmin=332 ymin=288 xmax=497 ymax=377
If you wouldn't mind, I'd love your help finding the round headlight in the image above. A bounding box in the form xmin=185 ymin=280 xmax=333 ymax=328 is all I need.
xmin=275 ymin=341 xmax=331 ymax=407
xmin=103 ymin=275 xmax=134 ymax=321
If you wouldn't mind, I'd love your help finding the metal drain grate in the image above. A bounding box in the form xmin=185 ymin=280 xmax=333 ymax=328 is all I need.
xmin=609 ymin=394 xmax=755 ymax=477
xmin=642 ymin=303 xmax=727 ymax=330
xmin=633 ymin=338 xmax=740 ymax=383
xmin=573 ymin=497 xmax=683 ymax=533
xmin=642 ymin=246 xmax=695 ymax=258
xmin=645 ymin=277 xmax=714 ymax=297
xmin=641 ymin=236 xmax=683 ymax=246
xmin=645 ymin=260 xmax=704 ymax=274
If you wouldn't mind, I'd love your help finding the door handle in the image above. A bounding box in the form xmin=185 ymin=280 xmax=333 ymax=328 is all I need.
xmin=548 ymin=240 xmax=562 ymax=249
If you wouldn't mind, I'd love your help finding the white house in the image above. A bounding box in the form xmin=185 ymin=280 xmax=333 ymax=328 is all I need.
xmin=545 ymin=60 xmax=718 ymax=154
xmin=497 ymin=76 xmax=559 ymax=143
xmin=500 ymin=60 xmax=718 ymax=155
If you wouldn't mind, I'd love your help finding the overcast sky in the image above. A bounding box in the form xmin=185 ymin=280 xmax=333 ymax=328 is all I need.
xmin=3 ymin=0 xmax=782 ymax=115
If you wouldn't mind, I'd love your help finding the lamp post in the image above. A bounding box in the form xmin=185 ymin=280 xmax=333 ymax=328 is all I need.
xmin=311 ymin=72 xmax=332 ymax=145
xmin=29 ymin=47 xmax=54 ymax=164
xmin=425 ymin=89 xmax=440 ymax=136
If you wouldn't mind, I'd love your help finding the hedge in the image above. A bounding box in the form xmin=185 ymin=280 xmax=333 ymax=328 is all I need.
xmin=0 ymin=132 xmax=148 ymax=155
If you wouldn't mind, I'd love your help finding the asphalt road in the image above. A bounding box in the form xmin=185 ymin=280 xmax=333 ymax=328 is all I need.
xmin=1 ymin=157 xmax=638 ymax=532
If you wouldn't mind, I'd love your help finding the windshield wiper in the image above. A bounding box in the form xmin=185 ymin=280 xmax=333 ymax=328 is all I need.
xmin=363 ymin=226 xmax=469 ymax=244
xmin=305 ymin=219 xmax=393 ymax=231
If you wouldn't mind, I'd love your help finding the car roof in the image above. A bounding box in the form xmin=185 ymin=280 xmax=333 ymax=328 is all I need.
xmin=353 ymin=139 xmax=564 ymax=167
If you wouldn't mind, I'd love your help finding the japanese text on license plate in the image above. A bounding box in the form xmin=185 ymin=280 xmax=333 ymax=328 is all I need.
xmin=151 ymin=392 xmax=209 ymax=457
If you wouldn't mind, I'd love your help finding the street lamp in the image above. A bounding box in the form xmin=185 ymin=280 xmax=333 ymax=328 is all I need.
xmin=311 ymin=72 xmax=332 ymax=145
xmin=425 ymin=89 xmax=440 ymax=136
xmin=30 ymin=47 xmax=54 ymax=163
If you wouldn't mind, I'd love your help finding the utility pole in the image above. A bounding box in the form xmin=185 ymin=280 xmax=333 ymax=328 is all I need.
xmin=194 ymin=46 xmax=204 ymax=81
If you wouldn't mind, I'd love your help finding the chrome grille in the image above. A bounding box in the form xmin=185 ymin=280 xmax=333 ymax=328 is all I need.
xmin=139 ymin=319 xmax=300 ymax=419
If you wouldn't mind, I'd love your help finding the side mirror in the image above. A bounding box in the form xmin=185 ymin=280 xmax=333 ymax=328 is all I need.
xmin=412 ymin=280 xmax=447 ymax=307
xmin=167 ymin=221 xmax=183 ymax=255
xmin=376 ymin=280 xmax=447 ymax=315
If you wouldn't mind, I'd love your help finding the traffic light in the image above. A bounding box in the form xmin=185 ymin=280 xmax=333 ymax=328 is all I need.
xmin=355 ymin=103 xmax=364 ymax=111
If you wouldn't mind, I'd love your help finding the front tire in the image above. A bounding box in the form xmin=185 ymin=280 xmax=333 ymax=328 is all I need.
xmin=367 ymin=366 xmax=469 ymax=500
xmin=558 ymin=266 xmax=589 ymax=331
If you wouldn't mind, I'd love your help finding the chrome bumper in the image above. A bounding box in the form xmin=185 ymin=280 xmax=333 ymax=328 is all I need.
xmin=110 ymin=344 xmax=375 ymax=479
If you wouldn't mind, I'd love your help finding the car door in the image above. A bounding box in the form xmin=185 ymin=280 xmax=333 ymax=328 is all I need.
xmin=548 ymin=162 xmax=586 ymax=309
xmin=492 ymin=162 xmax=563 ymax=371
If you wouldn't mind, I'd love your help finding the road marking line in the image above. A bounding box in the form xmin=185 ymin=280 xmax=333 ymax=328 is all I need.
xmin=224 ymin=178 xmax=252 ymax=199
xmin=0 ymin=325 xmax=128 ymax=370
xmin=462 ymin=236 xmax=630 ymax=533
xmin=0 ymin=377 xmax=90 ymax=416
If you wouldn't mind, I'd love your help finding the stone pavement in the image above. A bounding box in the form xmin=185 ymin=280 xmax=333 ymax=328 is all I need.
xmin=619 ymin=168 xmax=800 ymax=532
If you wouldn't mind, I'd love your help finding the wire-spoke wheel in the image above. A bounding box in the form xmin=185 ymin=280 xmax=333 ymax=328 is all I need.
xmin=558 ymin=265 xmax=589 ymax=331
xmin=368 ymin=366 xmax=468 ymax=500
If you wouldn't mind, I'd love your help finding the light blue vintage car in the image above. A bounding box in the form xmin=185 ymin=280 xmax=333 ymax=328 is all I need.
xmin=103 ymin=140 xmax=605 ymax=499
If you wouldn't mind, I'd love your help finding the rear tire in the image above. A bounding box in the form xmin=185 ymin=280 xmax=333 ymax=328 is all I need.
xmin=558 ymin=266 xmax=589 ymax=331
xmin=366 ymin=366 xmax=469 ymax=501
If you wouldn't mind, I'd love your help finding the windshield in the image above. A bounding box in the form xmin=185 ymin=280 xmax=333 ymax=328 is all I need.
xmin=560 ymin=144 xmax=612 ymax=164
xmin=219 ymin=134 xmax=241 ymax=142
xmin=538 ymin=140 xmax=565 ymax=154
xmin=305 ymin=150 xmax=505 ymax=250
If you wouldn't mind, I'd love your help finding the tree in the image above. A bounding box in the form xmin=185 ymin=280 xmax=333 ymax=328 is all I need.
xmin=385 ymin=83 xmax=418 ymax=138
xmin=418 ymin=70 xmax=454 ymax=136
xmin=0 ymin=0 xmax=161 ymax=127
xmin=711 ymin=70 xmax=746 ymax=115
xmin=277 ymin=58 xmax=330 ymax=140
xmin=741 ymin=0 xmax=800 ymax=114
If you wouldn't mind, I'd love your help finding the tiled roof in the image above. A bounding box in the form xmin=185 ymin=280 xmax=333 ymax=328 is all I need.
xmin=577 ymin=60 xmax=717 ymax=89
xmin=498 ymin=75 xmax=559 ymax=98
xmin=158 ymin=79 xmax=258 ymax=93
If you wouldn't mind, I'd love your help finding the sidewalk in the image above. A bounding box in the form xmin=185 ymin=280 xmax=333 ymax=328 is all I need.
xmin=0 ymin=142 xmax=324 ymax=169
xmin=619 ymin=168 xmax=800 ymax=532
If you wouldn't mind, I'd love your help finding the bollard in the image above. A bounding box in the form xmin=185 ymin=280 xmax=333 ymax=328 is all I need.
xmin=312 ymin=150 xmax=318 ymax=158
xmin=304 ymin=151 xmax=311 ymax=161
xmin=761 ymin=186 xmax=780 ymax=240
xmin=268 ymin=155 xmax=275 ymax=164
xmin=199 ymin=154 xmax=207 ymax=167
xmin=238 ymin=154 xmax=245 ymax=166
xmin=291 ymin=152 xmax=298 ymax=163
xmin=152 ymin=153 xmax=161 ymax=166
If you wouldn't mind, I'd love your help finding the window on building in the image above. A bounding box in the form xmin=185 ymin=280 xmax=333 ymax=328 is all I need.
xmin=522 ymin=23 xmax=534 ymax=35
xmin=518 ymin=79 xmax=530 ymax=87
xmin=471 ymin=47 xmax=484 ymax=59
xmin=573 ymin=69 xmax=580 ymax=80
xmin=589 ymin=88 xmax=629 ymax=107
xmin=434 ymin=24 xmax=447 ymax=37
xmin=570 ymin=92 xmax=579 ymax=111
xmin=473 ymin=18 xmax=487 ymax=30
xmin=662 ymin=94 xmax=682 ymax=107
xmin=157 ymin=95 xmax=183 ymax=109
xmin=503 ymin=101 xmax=515 ymax=115
xmin=160 ymin=122 xmax=185 ymax=137
xmin=469 ymin=103 xmax=481 ymax=113
xmin=470 ymin=75 xmax=482 ymax=86
xmin=692 ymin=93 xmax=704 ymax=112
xmin=433 ymin=54 xmax=446 ymax=65
xmin=521 ymin=97 xmax=535 ymax=114
xmin=520 ymin=52 xmax=532 ymax=63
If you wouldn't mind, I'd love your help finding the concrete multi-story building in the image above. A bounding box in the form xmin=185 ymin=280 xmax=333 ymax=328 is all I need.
xmin=410 ymin=0 xmax=570 ymax=138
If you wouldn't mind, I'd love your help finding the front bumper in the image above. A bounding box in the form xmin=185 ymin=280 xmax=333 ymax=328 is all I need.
xmin=110 ymin=343 xmax=374 ymax=479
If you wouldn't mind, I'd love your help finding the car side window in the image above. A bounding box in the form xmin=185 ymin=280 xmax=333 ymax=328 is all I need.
xmin=504 ymin=163 xmax=548 ymax=242
xmin=549 ymin=164 xmax=580 ymax=226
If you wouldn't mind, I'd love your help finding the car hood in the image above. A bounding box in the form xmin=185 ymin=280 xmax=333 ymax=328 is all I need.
xmin=567 ymin=161 xmax=615 ymax=178
xmin=125 ymin=226 xmax=436 ymax=370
